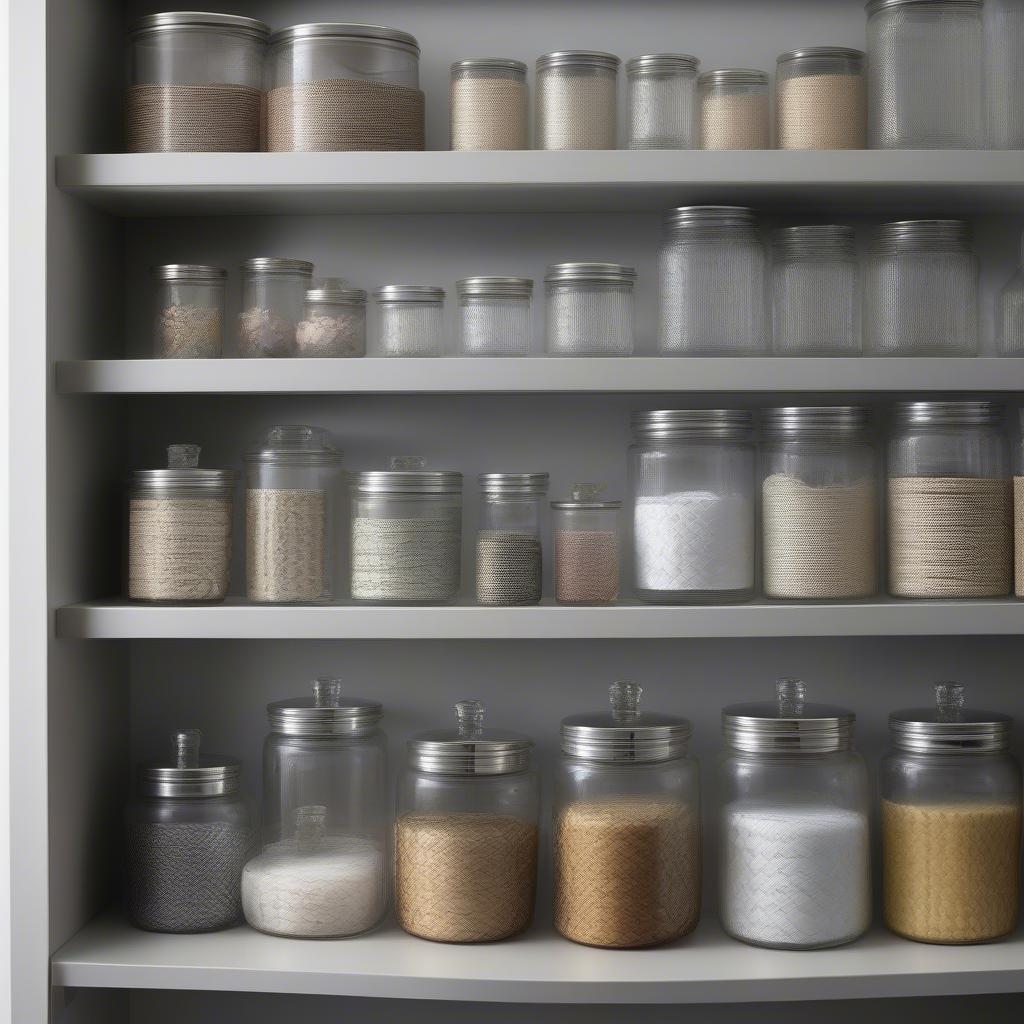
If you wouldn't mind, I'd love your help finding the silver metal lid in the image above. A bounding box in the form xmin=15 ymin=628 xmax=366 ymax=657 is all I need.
xmin=130 ymin=12 xmax=270 ymax=39
xmin=242 ymin=257 xmax=315 ymax=276
xmin=131 ymin=444 xmax=236 ymax=494
xmin=373 ymin=285 xmax=445 ymax=302
xmin=354 ymin=456 xmax=462 ymax=495
xmin=890 ymin=683 xmax=1011 ymax=754
xmin=561 ymin=682 xmax=692 ymax=763
xmin=451 ymin=57 xmax=527 ymax=74
xmin=268 ymin=677 xmax=382 ymax=737
xmin=873 ymin=220 xmax=971 ymax=254
xmin=773 ymin=224 xmax=856 ymax=259
xmin=138 ymin=729 xmax=242 ymax=798
xmin=551 ymin=482 xmax=622 ymax=511
xmin=245 ymin=425 xmax=343 ymax=467
xmin=408 ymin=700 xmax=533 ymax=775
xmin=457 ymin=277 xmax=533 ymax=297
xmin=478 ymin=472 xmax=549 ymax=497
xmin=723 ymin=679 xmax=855 ymax=754
xmin=664 ymin=205 xmax=757 ymax=229
xmin=631 ymin=408 xmax=753 ymax=442
xmin=892 ymin=400 xmax=1003 ymax=428
xmin=305 ymin=279 xmax=366 ymax=304
xmin=270 ymin=23 xmax=420 ymax=56
xmin=627 ymin=54 xmax=699 ymax=75
xmin=762 ymin=406 xmax=870 ymax=437
xmin=868 ymin=0 xmax=981 ymax=13
xmin=777 ymin=46 xmax=865 ymax=64
xmin=699 ymin=68 xmax=769 ymax=87
xmin=537 ymin=51 xmax=620 ymax=72
xmin=545 ymin=262 xmax=636 ymax=285
xmin=152 ymin=264 xmax=227 ymax=282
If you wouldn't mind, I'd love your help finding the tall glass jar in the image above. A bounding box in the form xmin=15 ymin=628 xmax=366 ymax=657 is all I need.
xmin=888 ymin=402 xmax=1012 ymax=598
xmin=775 ymin=48 xmax=866 ymax=149
xmin=374 ymin=286 xmax=445 ymax=357
xmin=545 ymin=263 xmax=635 ymax=356
xmin=626 ymin=54 xmax=700 ymax=150
xmin=242 ymin=678 xmax=388 ymax=938
xmin=395 ymin=700 xmax=539 ymax=943
xmin=152 ymin=264 xmax=226 ymax=358
xmin=698 ymin=70 xmax=770 ymax=149
xmin=997 ymin=232 xmax=1024 ymax=357
xmin=882 ymin=683 xmax=1021 ymax=944
xmin=295 ymin=280 xmax=367 ymax=358
xmin=555 ymin=682 xmax=701 ymax=948
xmin=458 ymin=277 xmax=533 ymax=356
xmin=658 ymin=206 xmax=769 ymax=356
xmin=987 ymin=0 xmax=1024 ymax=148
xmin=1016 ymin=409 xmax=1024 ymax=597
xmin=450 ymin=59 xmax=529 ymax=151
xmin=719 ymin=679 xmax=871 ymax=950
xmin=536 ymin=51 xmax=619 ymax=150
xmin=245 ymin=425 xmax=345 ymax=603
xmin=238 ymin=258 xmax=315 ymax=358
xmin=761 ymin=407 xmax=878 ymax=600
xmin=631 ymin=409 xmax=755 ymax=604
xmin=551 ymin=484 xmax=621 ymax=606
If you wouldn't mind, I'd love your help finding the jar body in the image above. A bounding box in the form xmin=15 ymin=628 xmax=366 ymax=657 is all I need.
xmin=450 ymin=63 xmax=528 ymax=150
xmin=986 ymin=0 xmax=1024 ymax=148
xmin=627 ymin=66 xmax=699 ymax=149
xmin=376 ymin=299 xmax=445 ymax=356
xmin=699 ymin=73 xmax=770 ymax=149
xmin=772 ymin=248 xmax=860 ymax=355
xmin=459 ymin=294 xmax=532 ymax=356
xmin=295 ymin=297 xmax=366 ymax=358
xmin=238 ymin=264 xmax=314 ymax=357
xmin=776 ymin=51 xmax=866 ymax=150
xmin=998 ymin=267 xmax=1024 ymax=357
xmin=553 ymin=506 xmax=620 ymax=605
xmin=1016 ymin=431 xmax=1024 ymax=597
xmin=536 ymin=63 xmax=617 ymax=150
xmin=476 ymin=495 xmax=544 ymax=605
xmin=153 ymin=273 xmax=225 ymax=358
xmin=546 ymin=281 xmax=634 ymax=356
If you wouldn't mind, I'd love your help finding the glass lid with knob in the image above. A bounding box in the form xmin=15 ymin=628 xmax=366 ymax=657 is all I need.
xmin=354 ymin=455 xmax=462 ymax=494
xmin=267 ymin=677 xmax=383 ymax=736
xmin=138 ymin=728 xmax=241 ymax=798
xmin=890 ymin=682 xmax=1011 ymax=754
xmin=551 ymin=482 xmax=622 ymax=510
xmin=131 ymin=443 xmax=236 ymax=495
xmin=245 ymin=425 xmax=343 ymax=466
xmin=407 ymin=699 xmax=532 ymax=775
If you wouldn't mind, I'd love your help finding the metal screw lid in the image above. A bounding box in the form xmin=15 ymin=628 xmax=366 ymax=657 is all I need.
xmin=268 ymin=677 xmax=383 ymax=737
xmin=479 ymin=472 xmax=550 ymax=497
xmin=373 ymin=285 xmax=446 ymax=302
xmin=138 ymin=728 xmax=242 ymax=798
xmin=270 ymin=23 xmax=420 ymax=56
xmin=699 ymin=69 xmax=769 ymax=88
xmin=537 ymin=51 xmax=620 ymax=72
xmin=631 ymin=408 xmax=754 ymax=443
xmin=129 ymin=12 xmax=271 ymax=38
xmin=663 ymin=205 xmax=757 ymax=229
xmin=244 ymin=425 xmax=344 ymax=467
xmin=627 ymin=54 xmax=700 ymax=75
xmin=131 ymin=444 xmax=236 ymax=495
xmin=354 ymin=455 xmax=463 ymax=495
xmin=777 ymin=47 xmax=865 ymax=64
xmin=152 ymin=264 xmax=227 ymax=282
xmin=773 ymin=225 xmax=856 ymax=260
xmin=408 ymin=699 xmax=533 ymax=775
xmin=892 ymin=401 xmax=1003 ymax=428
xmin=762 ymin=406 xmax=871 ymax=437
xmin=305 ymin=279 xmax=366 ymax=305
xmin=242 ymin=257 xmax=315 ymax=276
xmin=872 ymin=220 xmax=972 ymax=255
xmin=890 ymin=683 xmax=1011 ymax=754
xmin=451 ymin=58 xmax=528 ymax=74
xmin=457 ymin=277 xmax=533 ymax=298
xmin=544 ymin=263 xmax=636 ymax=285
xmin=868 ymin=0 xmax=981 ymax=13
xmin=551 ymin=482 xmax=622 ymax=511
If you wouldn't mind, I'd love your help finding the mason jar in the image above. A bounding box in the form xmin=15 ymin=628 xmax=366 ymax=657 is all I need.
xmin=545 ymin=263 xmax=635 ymax=356
xmin=626 ymin=54 xmax=700 ymax=150
xmin=374 ymin=286 xmax=446 ymax=357
xmin=997 ymin=232 xmax=1024 ymax=356
xmin=987 ymin=0 xmax=1024 ymax=148
xmin=238 ymin=258 xmax=315 ymax=358
xmin=551 ymin=484 xmax=621 ymax=606
xmin=775 ymin=48 xmax=866 ymax=149
xmin=152 ymin=264 xmax=226 ymax=358
xmin=536 ymin=51 xmax=619 ymax=150
xmin=698 ymin=69 xmax=770 ymax=149
xmin=450 ymin=59 xmax=529 ymax=150
xmin=458 ymin=277 xmax=533 ymax=356
xmin=295 ymin=279 xmax=367 ymax=358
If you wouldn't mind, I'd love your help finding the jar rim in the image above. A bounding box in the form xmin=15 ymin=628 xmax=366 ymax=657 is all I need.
xmin=131 ymin=468 xmax=237 ymax=494
xmin=129 ymin=12 xmax=270 ymax=39
xmin=373 ymin=285 xmax=445 ymax=302
xmin=626 ymin=53 xmax=699 ymax=75
xmin=698 ymin=68 xmax=768 ymax=87
xmin=777 ymin=46 xmax=865 ymax=64
xmin=545 ymin=262 xmax=636 ymax=285
xmin=867 ymin=0 xmax=981 ymax=14
xmin=407 ymin=731 xmax=533 ymax=775
xmin=152 ymin=264 xmax=227 ymax=282
xmin=268 ymin=696 xmax=383 ymax=736
xmin=889 ymin=711 xmax=1011 ymax=753
xmin=451 ymin=57 xmax=528 ymax=74
xmin=137 ymin=761 xmax=241 ymax=798
xmin=892 ymin=401 xmax=1003 ymax=428
xmin=354 ymin=470 xmax=463 ymax=494
xmin=269 ymin=22 xmax=420 ymax=55
xmin=537 ymin=50 xmax=620 ymax=72
xmin=242 ymin=257 xmax=315 ymax=275
xmin=722 ymin=703 xmax=856 ymax=754
xmin=478 ymin=472 xmax=550 ymax=497
xmin=631 ymin=408 xmax=753 ymax=442
xmin=762 ymin=406 xmax=870 ymax=436
xmin=664 ymin=205 xmax=757 ymax=229
xmin=457 ymin=277 xmax=533 ymax=297
xmin=305 ymin=285 xmax=367 ymax=304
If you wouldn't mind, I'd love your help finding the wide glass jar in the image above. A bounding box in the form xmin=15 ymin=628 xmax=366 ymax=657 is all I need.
xmin=126 ymin=729 xmax=254 ymax=933
xmin=987 ymin=0 xmax=1024 ymax=148
xmin=997 ymin=232 xmax=1024 ymax=357
xmin=627 ymin=54 xmax=700 ymax=150
xmin=551 ymin=484 xmax=621 ymax=605
xmin=267 ymin=24 xmax=424 ymax=152
xmin=775 ymin=48 xmax=866 ymax=149
xmin=242 ymin=678 xmax=388 ymax=938
xmin=374 ymin=286 xmax=445 ymax=357
xmin=719 ymin=679 xmax=871 ymax=950
xmin=126 ymin=12 xmax=268 ymax=153
xmin=630 ymin=409 xmax=755 ymax=604
xmin=295 ymin=279 xmax=366 ymax=358
xmin=882 ymin=683 xmax=1021 ymax=944
xmin=152 ymin=264 xmax=226 ymax=358
xmin=450 ymin=59 xmax=528 ymax=150
xmin=458 ymin=277 xmax=533 ymax=356
xmin=245 ymin=426 xmax=345 ymax=603
xmin=888 ymin=402 xmax=1012 ymax=598
xmin=536 ymin=51 xmax=619 ymax=150
xmin=698 ymin=70 xmax=770 ymax=149
xmin=395 ymin=700 xmax=539 ymax=943
xmin=238 ymin=258 xmax=315 ymax=358
xmin=545 ymin=263 xmax=635 ymax=356
xmin=555 ymin=682 xmax=701 ymax=948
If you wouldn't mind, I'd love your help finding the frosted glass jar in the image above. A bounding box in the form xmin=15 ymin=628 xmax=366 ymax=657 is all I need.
xmin=536 ymin=51 xmax=619 ymax=150
xmin=545 ymin=263 xmax=635 ymax=356
xmin=630 ymin=409 xmax=755 ymax=604
xmin=450 ymin=59 xmax=528 ymax=150
xmin=458 ymin=277 xmax=533 ymax=356
xmin=699 ymin=70 xmax=770 ymax=149
xmin=776 ymin=48 xmax=866 ymax=149
xmin=152 ymin=264 xmax=226 ymax=358
xmin=997 ymin=233 xmax=1024 ymax=356
xmin=238 ymin=258 xmax=314 ymax=358
xmin=295 ymin=280 xmax=366 ymax=358
xmin=987 ymin=0 xmax=1024 ymax=148
xmin=374 ymin=286 xmax=445 ymax=357
xmin=551 ymin=484 xmax=621 ymax=605
xmin=626 ymin=54 xmax=700 ymax=149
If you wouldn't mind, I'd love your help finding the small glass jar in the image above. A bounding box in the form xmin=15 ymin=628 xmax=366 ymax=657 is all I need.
xmin=238 ymin=258 xmax=315 ymax=358
xmin=555 ymin=682 xmax=701 ymax=948
xmin=720 ymin=679 xmax=871 ymax=950
xmin=267 ymin=24 xmax=423 ymax=152
xmin=867 ymin=0 xmax=984 ymax=148
xmin=775 ymin=48 xmax=866 ymax=149
xmin=127 ymin=444 xmax=236 ymax=602
xmin=536 ymin=51 xmax=619 ymax=150
xmin=351 ymin=457 xmax=463 ymax=603
xmin=698 ymin=70 xmax=770 ymax=149
xmin=864 ymin=221 xmax=978 ymax=356
xmin=374 ymin=286 xmax=446 ymax=357
xmin=152 ymin=264 xmax=226 ymax=358
xmin=882 ymin=683 xmax=1022 ymax=944
xmin=888 ymin=402 xmax=1012 ymax=598
xmin=997 ymin=233 xmax=1024 ymax=357
xmin=126 ymin=12 xmax=269 ymax=153
xmin=551 ymin=484 xmax=621 ymax=606
xmin=987 ymin=0 xmax=1024 ymax=148
xmin=396 ymin=700 xmax=539 ymax=943
xmin=242 ymin=678 xmax=388 ymax=938
xmin=126 ymin=729 xmax=254 ymax=933
xmin=1015 ymin=410 xmax=1024 ymax=597
xmin=458 ymin=278 xmax=533 ymax=357
xmin=295 ymin=279 xmax=366 ymax=358
xmin=245 ymin=425 xmax=345 ymax=603
xmin=626 ymin=54 xmax=700 ymax=150
xmin=545 ymin=263 xmax=635 ymax=356
xmin=450 ymin=59 xmax=528 ymax=151
xmin=658 ymin=206 xmax=769 ymax=356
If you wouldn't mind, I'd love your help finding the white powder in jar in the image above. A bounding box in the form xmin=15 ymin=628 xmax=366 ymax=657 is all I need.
xmin=295 ymin=312 xmax=366 ymax=357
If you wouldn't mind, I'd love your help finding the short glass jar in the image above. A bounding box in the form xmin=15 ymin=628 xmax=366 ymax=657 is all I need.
xmin=545 ymin=263 xmax=635 ymax=356
xmin=698 ymin=69 xmax=770 ymax=149
xmin=551 ymin=484 xmax=621 ymax=605
xmin=775 ymin=48 xmax=866 ymax=149
xmin=152 ymin=264 xmax=226 ymax=358
xmin=626 ymin=54 xmax=700 ymax=150
xmin=450 ymin=59 xmax=529 ymax=150
xmin=295 ymin=279 xmax=366 ymax=358
xmin=396 ymin=700 xmax=539 ymax=943
xmin=374 ymin=286 xmax=446 ymax=357
xmin=238 ymin=258 xmax=315 ymax=358
xmin=719 ymin=679 xmax=871 ymax=950
xmin=555 ymin=682 xmax=701 ymax=948
xmin=458 ymin=277 xmax=533 ymax=356
xmin=987 ymin=0 xmax=1024 ymax=148
xmin=882 ymin=683 xmax=1021 ymax=944
xmin=997 ymin=232 xmax=1024 ymax=357
xmin=536 ymin=51 xmax=619 ymax=150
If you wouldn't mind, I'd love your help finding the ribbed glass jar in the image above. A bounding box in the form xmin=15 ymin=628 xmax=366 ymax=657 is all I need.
xmin=152 ymin=264 xmax=226 ymax=359
xmin=775 ymin=47 xmax=866 ymax=149
xmin=295 ymin=279 xmax=366 ymax=358
xmin=698 ymin=70 xmax=770 ymax=149
xmin=626 ymin=54 xmax=700 ymax=150
xmin=536 ymin=51 xmax=619 ymax=150
xmin=551 ymin=484 xmax=622 ymax=606
xmin=458 ymin=277 xmax=533 ymax=356
xmin=997 ymin=233 xmax=1024 ymax=357
xmin=545 ymin=263 xmax=635 ymax=356
xmin=987 ymin=0 xmax=1024 ymax=148
xmin=374 ymin=286 xmax=445 ymax=357
xmin=237 ymin=258 xmax=315 ymax=358
xmin=450 ymin=59 xmax=528 ymax=150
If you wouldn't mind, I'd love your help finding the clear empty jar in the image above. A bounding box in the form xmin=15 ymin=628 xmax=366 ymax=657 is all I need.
xmin=997 ymin=233 xmax=1024 ymax=356
xmin=536 ymin=51 xmax=619 ymax=150
xmin=627 ymin=54 xmax=700 ymax=149
xmin=545 ymin=263 xmax=635 ymax=356
xmin=867 ymin=0 xmax=985 ymax=148
xmin=375 ymin=286 xmax=445 ymax=357
xmin=775 ymin=48 xmax=866 ymax=149
xmin=987 ymin=0 xmax=1024 ymax=148
xmin=458 ymin=277 xmax=533 ymax=356
xmin=238 ymin=258 xmax=315 ymax=358
xmin=551 ymin=484 xmax=621 ymax=605
xmin=659 ymin=206 xmax=769 ymax=356
xmin=864 ymin=221 xmax=978 ymax=356
xmin=295 ymin=279 xmax=366 ymax=358
xmin=152 ymin=264 xmax=226 ymax=358
xmin=699 ymin=70 xmax=770 ymax=149
xmin=450 ymin=59 xmax=528 ymax=150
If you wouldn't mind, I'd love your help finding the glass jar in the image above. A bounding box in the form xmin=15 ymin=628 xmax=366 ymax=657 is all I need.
xmin=152 ymin=264 xmax=226 ymax=358
xmin=126 ymin=728 xmax=254 ymax=933
xmin=761 ymin=407 xmax=878 ymax=600
xmin=882 ymin=683 xmax=1021 ymax=944
xmin=888 ymin=402 xmax=1012 ymax=598
xmin=396 ymin=699 xmax=539 ymax=943
xmin=997 ymin=232 xmax=1024 ymax=357
xmin=698 ymin=70 xmax=770 ymax=149
xmin=775 ymin=48 xmax=866 ymax=149
xmin=555 ymin=682 xmax=701 ymax=948
xmin=536 ymin=51 xmax=619 ymax=150
xmin=127 ymin=444 xmax=236 ymax=602
xmin=351 ymin=457 xmax=463 ymax=603
xmin=867 ymin=0 xmax=985 ymax=148
xmin=126 ymin=12 xmax=269 ymax=153
xmin=245 ymin=425 xmax=345 ymax=603
xmin=238 ymin=258 xmax=315 ymax=358
xmin=626 ymin=54 xmax=700 ymax=150
xmin=551 ymin=484 xmax=621 ymax=605
xmin=545 ymin=263 xmax=635 ymax=356
xmin=987 ymin=0 xmax=1024 ymax=148
xmin=374 ymin=286 xmax=446 ymax=357
xmin=719 ymin=679 xmax=871 ymax=950
xmin=458 ymin=277 xmax=533 ymax=356
xmin=864 ymin=221 xmax=978 ymax=356
xmin=242 ymin=678 xmax=388 ymax=938
xmin=1016 ymin=410 xmax=1024 ymax=597
xmin=295 ymin=279 xmax=366 ymax=358
xmin=658 ymin=206 xmax=769 ymax=356
xmin=267 ymin=24 xmax=424 ymax=152
xmin=631 ymin=410 xmax=755 ymax=603
xmin=450 ymin=59 xmax=528 ymax=151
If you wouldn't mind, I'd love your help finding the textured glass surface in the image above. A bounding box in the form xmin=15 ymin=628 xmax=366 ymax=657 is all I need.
xmin=537 ymin=66 xmax=617 ymax=150
xmin=546 ymin=284 xmax=634 ymax=356
xmin=460 ymin=296 xmax=532 ymax=356
xmin=773 ymin=260 xmax=860 ymax=355
xmin=377 ymin=301 xmax=445 ymax=356
xmin=987 ymin=0 xmax=1024 ymax=148
xmin=998 ymin=270 xmax=1024 ymax=356
xmin=628 ymin=72 xmax=698 ymax=149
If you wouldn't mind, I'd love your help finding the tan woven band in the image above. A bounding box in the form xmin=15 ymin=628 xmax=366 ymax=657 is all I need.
xmin=776 ymin=73 xmax=866 ymax=149
xmin=450 ymin=78 xmax=528 ymax=150
xmin=1014 ymin=476 xmax=1024 ymax=597
xmin=126 ymin=83 xmax=263 ymax=153
xmin=246 ymin=488 xmax=326 ymax=602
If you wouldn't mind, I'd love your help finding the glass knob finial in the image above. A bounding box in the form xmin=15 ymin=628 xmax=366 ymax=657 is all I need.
xmin=314 ymin=677 xmax=343 ymax=708
xmin=571 ymin=482 xmax=604 ymax=502
xmin=391 ymin=455 xmax=425 ymax=470
xmin=175 ymin=728 xmax=201 ymax=769
xmin=610 ymin=681 xmax=642 ymax=723
xmin=456 ymin=699 xmax=485 ymax=738
xmin=167 ymin=444 xmax=200 ymax=469
xmin=777 ymin=678 xmax=806 ymax=718
xmin=935 ymin=682 xmax=965 ymax=722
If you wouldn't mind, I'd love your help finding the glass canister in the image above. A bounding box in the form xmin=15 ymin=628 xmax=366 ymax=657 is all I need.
xmin=698 ymin=70 xmax=770 ymax=149
xmin=555 ymin=682 xmax=701 ymax=948
xmin=351 ymin=457 xmax=463 ymax=603
xmin=458 ymin=277 xmax=533 ymax=357
xmin=987 ymin=0 xmax=1024 ymax=148
xmin=242 ymin=678 xmax=388 ymax=938
xmin=295 ymin=279 xmax=366 ymax=358
xmin=152 ymin=264 xmax=226 ymax=358
xmin=626 ymin=54 xmax=700 ymax=150
xmin=536 ymin=51 xmax=620 ymax=150
xmin=997 ymin=232 xmax=1024 ymax=357
xmin=866 ymin=0 xmax=985 ymax=148
xmin=720 ymin=679 xmax=871 ymax=950
xmin=395 ymin=699 xmax=539 ymax=943
xmin=374 ymin=286 xmax=446 ymax=357
xmin=658 ymin=206 xmax=769 ymax=356
xmin=245 ymin=425 xmax=345 ymax=603
xmin=882 ymin=683 xmax=1021 ymax=944
xmin=864 ymin=221 xmax=978 ymax=357
xmin=1016 ymin=410 xmax=1024 ymax=597
xmin=775 ymin=48 xmax=866 ymax=149
xmin=450 ymin=59 xmax=529 ymax=150
xmin=267 ymin=24 xmax=424 ymax=152
xmin=127 ymin=444 xmax=236 ymax=602
xmin=238 ymin=258 xmax=315 ymax=358
xmin=126 ymin=12 xmax=268 ymax=153
xmin=545 ymin=263 xmax=635 ymax=356
xmin=631 ymin=410 xmax=755 ymax=603
xmin=888 ymin=402 xmax=1012 ymax=598
xmin=551 ymin=484 xmax=621 ymax=605
xmin=126 ymin=728 xmax=254 ymax=933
